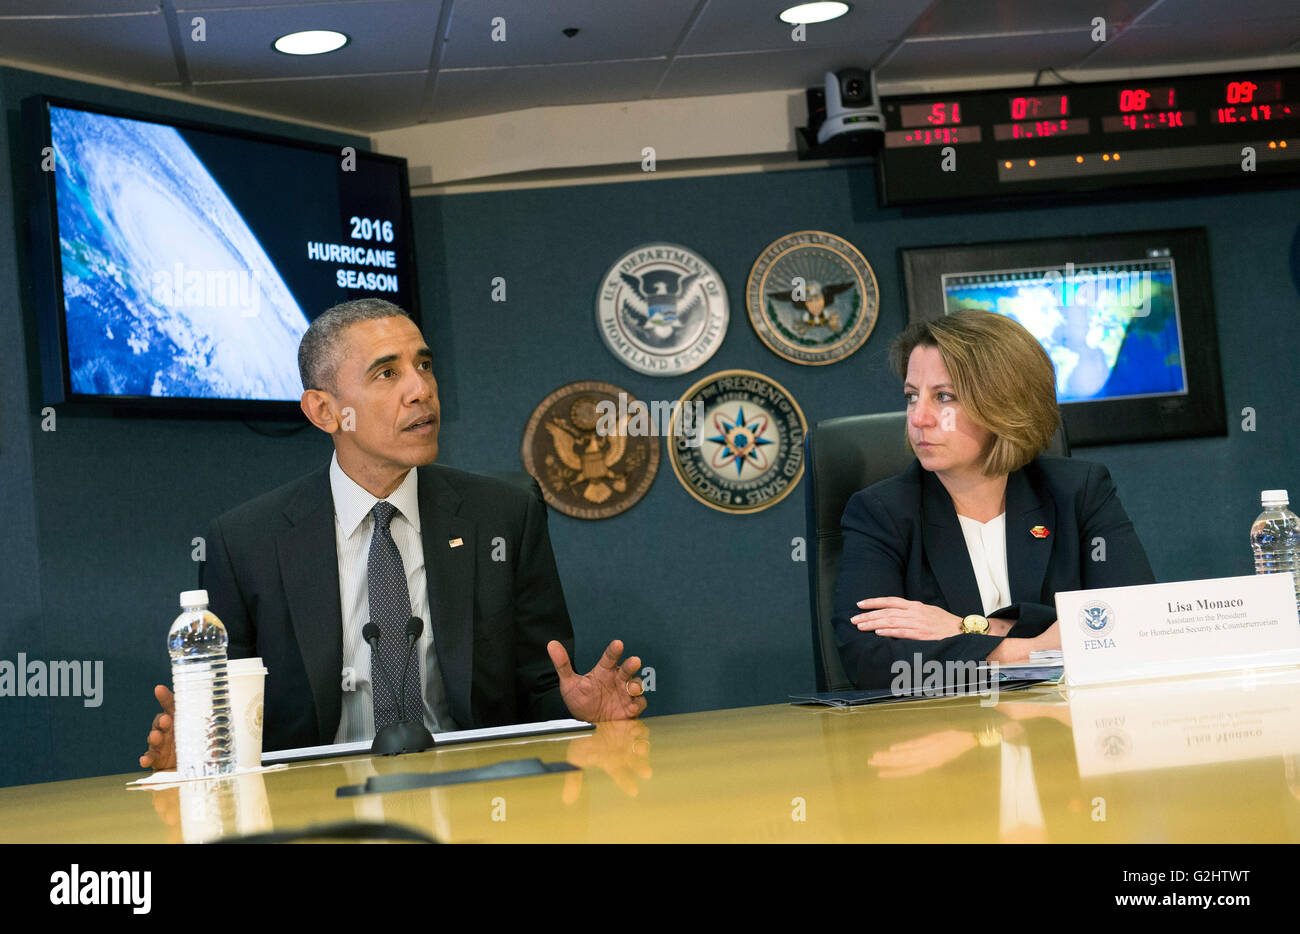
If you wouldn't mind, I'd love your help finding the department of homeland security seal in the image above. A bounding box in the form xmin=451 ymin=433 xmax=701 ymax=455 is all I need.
xmin=521 ymin=380 xmax=660 ymax=520
xmin=667 ymin=369 xmax=807 ymax=514
xmin=746 ymin=230 xmax=878 ymax=365
xmin=1079 ymin=600 xmax=1116 ymax=637
xmin=597 ymin=242 xmax=729 ymax=376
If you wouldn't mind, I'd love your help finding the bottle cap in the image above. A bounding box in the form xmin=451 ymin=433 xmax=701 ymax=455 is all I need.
xmin=179 ymin=589 xmax=209 ymax=608
xmin=1261 ymin=490 xmax=1290 ymax=507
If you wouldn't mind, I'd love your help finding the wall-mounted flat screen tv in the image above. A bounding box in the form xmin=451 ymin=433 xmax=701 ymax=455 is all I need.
xmin=23 ymin=95 xmax=419 ymax=418
xmin=901 ymin=228 xmax=1225 ymax=446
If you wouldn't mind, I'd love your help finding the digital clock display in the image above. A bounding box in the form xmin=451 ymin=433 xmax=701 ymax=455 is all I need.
xmin=1102 ymin=111 xmax=1196 ymax=131
xmin=1008 ymin=95 xmax=1069 ymax=119
xmin=898 ymin=101 xmax=963 ymax=127
xmin=877 ymin=66 xmax=1300 ymax=206
xmin=1117 ymin=87 xmax=1177 ymax=111
xmin=884 ymin=126 xmax=982 ymax=148
xmin=1215 ymin=78 xmax=1294 ymax=122
xmin=1224 ymin=79 xmax=1283 ymax=104
xmin=1216 ymin=102 xmax=1296 ymax=123
xmin=993 ymin=118 xmax=1090 ymax=141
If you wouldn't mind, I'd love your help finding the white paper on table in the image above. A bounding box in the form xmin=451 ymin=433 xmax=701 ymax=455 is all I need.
xmin=126 ymin=763 xmax=287 ymax=788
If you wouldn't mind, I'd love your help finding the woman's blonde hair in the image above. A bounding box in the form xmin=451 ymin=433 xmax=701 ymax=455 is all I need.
xmin=889 ymin=309 xmax=1060 ymax=476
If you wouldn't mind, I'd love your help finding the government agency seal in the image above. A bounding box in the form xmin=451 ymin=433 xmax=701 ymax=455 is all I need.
xmin=667 ymin=369 xmax=807 ymax=514
xmin=597 ymin=242 xmax=729 ymax=376
xmin=1079 ymin=600 xmax=1116 ymax=637
xmin=521 ymin=380 xmax=660 ymax=520
xmin=746 ymin=230 xmax=878 ymax=365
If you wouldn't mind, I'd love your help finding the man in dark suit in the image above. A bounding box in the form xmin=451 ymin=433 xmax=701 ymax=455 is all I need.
xmin=141 ymin=299 xmax=645 ymax=767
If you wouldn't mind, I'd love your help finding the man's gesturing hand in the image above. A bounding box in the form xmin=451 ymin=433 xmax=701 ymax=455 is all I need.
xmin=548 ymin=639 xmax=647 ymax=722
xmin=139 ymin=684 xmax=176 ymax=771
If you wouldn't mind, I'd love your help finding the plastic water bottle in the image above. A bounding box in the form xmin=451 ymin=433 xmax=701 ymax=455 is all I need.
xmin=167 ymin=590 xmax=236 ymax=778
xmin=1251 ymin=490 xmax=1300 ymax=622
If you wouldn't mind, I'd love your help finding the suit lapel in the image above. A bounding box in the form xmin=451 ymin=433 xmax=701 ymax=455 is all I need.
xmin=920 ymin=468 xmax=983 ymax=615
xmin=1004 ymin=465 xmax=1055 ymax=606
xmin=920 ymin=464 xmax=1056 ymax=615
xmin=277 ymin=468 xmax=342 ymax=744
xmin=418 ymin=466 xmax=475 ymax=728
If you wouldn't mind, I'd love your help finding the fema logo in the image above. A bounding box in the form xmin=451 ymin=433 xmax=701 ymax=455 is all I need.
xmin=667 ymin=369 xmax=806 ymax=514
xmin=1097 ymin=727 xmax=1130 ymax=760
xmin=1078 ymin=600 xmax=1115 ymax=637
xmin=597 ymin=243 xmax=728 ymax=376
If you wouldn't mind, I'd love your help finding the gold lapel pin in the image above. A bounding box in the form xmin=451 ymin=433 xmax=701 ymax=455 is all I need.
xmin=1029 ymin=525 xmax=1050 ymax=539
xmin=449 ymin=537 xmax=464 ymax=548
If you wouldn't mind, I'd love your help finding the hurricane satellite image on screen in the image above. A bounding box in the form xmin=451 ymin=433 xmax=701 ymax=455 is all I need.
xmin=50 ymin=105 xmax=309 ymax=401
xmin=941 ymin=259 xmax=1187 ymax=402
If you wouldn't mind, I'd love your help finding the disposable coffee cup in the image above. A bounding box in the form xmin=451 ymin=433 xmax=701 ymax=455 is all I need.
xmin=226 ymin=657 xmax=267 ymax=770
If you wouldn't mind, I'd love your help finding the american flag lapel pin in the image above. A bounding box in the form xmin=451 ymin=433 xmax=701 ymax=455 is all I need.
xmin=449 ymin=537 xmax=464 ymax=548
xmin=1029 ymin=525 xmax=1050 ymax=539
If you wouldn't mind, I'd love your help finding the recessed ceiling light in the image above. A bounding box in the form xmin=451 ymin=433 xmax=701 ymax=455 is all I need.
xmin=779 ymin=2 xmax=851 ymax=25
xmin=273 ymin=30 xmax=349 ymax=56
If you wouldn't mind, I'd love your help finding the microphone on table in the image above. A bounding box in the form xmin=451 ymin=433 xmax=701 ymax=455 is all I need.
xmin=398 ymin=616 xmax=423 ymax=721
xmin=365 ymin=619 xmax=435 ymax=756
xmin=362 ymin=621 xmax=398 ymax=707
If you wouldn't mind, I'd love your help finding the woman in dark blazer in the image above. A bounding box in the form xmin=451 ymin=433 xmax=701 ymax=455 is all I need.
xmin=832 ymin=309 xmax=1155 ymax=689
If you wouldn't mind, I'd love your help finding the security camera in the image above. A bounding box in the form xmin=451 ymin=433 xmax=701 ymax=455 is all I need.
xmin=816 ymin=68 xmax=884 ymax=146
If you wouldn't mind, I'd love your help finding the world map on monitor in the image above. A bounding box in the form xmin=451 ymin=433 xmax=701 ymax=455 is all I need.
xmin=941 ymin=258 xmax=1187 ymax=403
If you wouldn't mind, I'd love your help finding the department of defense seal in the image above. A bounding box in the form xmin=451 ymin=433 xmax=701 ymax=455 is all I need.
xmin=597 ymin=242 xmax=729 ymax=376
xmin=521 ymin=380 xmax=660 ymax=520
xmin=667 ymin=369 xmax=807 ymax=514
xmin=746 ymin=230 xmax=878 ymax=365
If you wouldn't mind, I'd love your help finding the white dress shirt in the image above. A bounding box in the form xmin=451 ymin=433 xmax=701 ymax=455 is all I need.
xmin=956 ymin=511 xmax=1011 ymax=617
xmin=329 ymin=452 xmax=457 ymax=742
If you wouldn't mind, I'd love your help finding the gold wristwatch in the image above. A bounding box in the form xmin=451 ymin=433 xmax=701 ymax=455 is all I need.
xmin=959 ymin=614 xmax=990 ymax=634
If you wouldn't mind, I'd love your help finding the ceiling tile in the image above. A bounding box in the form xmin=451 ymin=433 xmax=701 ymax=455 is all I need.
xmin=679 ymin=0 xmax=930 ymax=54
xmin=659 ymin=43 xmax=895 ymax=97
xmin=184 ymin=70 xmax=427 ymax=130
xmin=0 ymin=0 xmax=1295 ymax=130
xmin=182 ymin=0 xmax=441 ymax=81
xmin=0 ymin=2 xmax=158 ymax=13
xmin=1085 ymin=16 xmax=1300 ymax=66
xmin=0 ymin=12 xmax=178 ymax=85
xmin=906 ymin=0 xmax=1154 ymax=37
xmin=439 ymin=0 xmax=700 ymax=67
xmin=877 ymin=29 xmax=1103 ymax=82
xmin=174 ymin=0 xmax=404 ymax=8
xmin=1136 ymin=0 xmax=1300 ymax=27
xmin=430 ymin=59 xmax=667 ymax=121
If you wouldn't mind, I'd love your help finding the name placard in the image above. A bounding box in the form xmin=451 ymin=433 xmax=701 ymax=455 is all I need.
xmin=1067 ymin=668 xmax=1300 ymax=776
xmin=1056 ymin=573 xmax=1300 ymax=686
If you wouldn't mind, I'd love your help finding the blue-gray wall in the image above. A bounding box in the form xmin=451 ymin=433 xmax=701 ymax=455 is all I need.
xmin=3 ymin=64 xmax=1298 ymax=787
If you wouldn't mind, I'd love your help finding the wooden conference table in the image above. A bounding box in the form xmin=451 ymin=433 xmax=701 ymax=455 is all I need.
xmin=4 ymin=667 xmax=1300 ymax=843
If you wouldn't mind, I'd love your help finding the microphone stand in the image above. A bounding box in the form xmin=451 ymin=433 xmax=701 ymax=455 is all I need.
xmin=370 ymin=618 xmax=434 ymax=755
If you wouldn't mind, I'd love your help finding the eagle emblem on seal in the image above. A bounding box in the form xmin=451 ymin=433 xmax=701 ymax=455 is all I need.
xmin=543 ymin=397 xmax=644 ymax=504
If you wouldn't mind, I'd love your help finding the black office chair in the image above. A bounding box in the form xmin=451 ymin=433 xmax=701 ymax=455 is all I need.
xmin=802 ymin=413 xmax=1070 ymax=692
